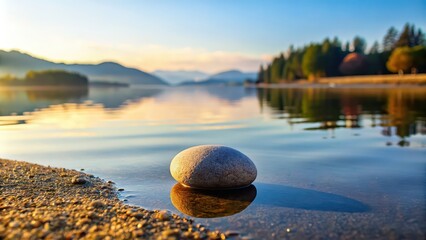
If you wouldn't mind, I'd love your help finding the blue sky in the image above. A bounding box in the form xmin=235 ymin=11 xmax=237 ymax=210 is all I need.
xmin=1 ymin=0 xmax=425 ymax=73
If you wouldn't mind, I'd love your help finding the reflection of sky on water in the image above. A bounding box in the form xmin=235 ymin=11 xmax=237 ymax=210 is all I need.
xmin=0 ymin=86 xmax=259 ymax=127
xmin=1 ymin=86 xmax=425 ymax=139
xmin=0 ymin=86 xmax=425 ymax=238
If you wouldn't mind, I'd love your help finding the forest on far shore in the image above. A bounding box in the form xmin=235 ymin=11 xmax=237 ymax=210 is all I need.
xmin=0 ymin=70 xmax=88 ymax=86
xmin=258 ymin=23 xmax=426 ymax=84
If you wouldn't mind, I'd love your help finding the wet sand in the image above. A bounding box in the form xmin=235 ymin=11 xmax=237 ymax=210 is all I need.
xmin=0 ymin=159 xmax=229 ymax=240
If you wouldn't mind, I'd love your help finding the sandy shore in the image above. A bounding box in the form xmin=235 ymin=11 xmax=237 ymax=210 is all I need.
xmin=0 ymin=159 xmax=229 ymax=240
xmin=317 ymin=74 xmax=426 ymax=85
xmin=255 ymin=82 xmax=426 ymax=89
xmin=253 ymin=74 xmax=426 ymax=89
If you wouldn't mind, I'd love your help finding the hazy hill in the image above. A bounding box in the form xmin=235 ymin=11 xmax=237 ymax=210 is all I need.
xmin=207 ymin=70 xmax=257 ymax=82
xmin=179 ymin=70 xmax=257 ymax=86
xmin=152 ymin=70 xmax=209 ymax=85
xmin=0 ymin=50 xmax=167 ymax=85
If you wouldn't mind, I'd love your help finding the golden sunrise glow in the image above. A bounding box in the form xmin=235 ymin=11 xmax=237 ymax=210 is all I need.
xmin=0 ymin=90 xmax=260 ymax=132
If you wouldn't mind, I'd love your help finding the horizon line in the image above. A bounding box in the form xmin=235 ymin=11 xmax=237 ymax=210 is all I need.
xmin=1 ymin=48 xmax=259 ymax=74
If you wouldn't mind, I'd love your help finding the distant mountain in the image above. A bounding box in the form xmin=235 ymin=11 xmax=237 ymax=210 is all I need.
xmin=179 ymin=79 xmax=230 ymax=86
xmin=207 ymin=70 xmax=257 ymax=82
xmin=0 ymin=50 xmax=167 ymax=85
xmin=178 ymin=70 xmax=257 ymax=86
xmin=152 ymin=70 xmax=209 ymax=85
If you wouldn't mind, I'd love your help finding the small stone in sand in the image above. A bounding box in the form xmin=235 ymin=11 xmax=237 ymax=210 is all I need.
xmin=71 ymin=176 xmax=88 ymax=184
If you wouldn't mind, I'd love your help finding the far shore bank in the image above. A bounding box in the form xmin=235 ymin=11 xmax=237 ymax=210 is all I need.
xmin=254 ymin=74 xmax=426 ymax=89
xmin=0 ymin=158 xmax=228 ymax=239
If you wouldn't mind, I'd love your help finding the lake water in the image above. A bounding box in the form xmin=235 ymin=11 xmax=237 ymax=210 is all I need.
xmin=1 ymin=86 xmax=425 ymax=239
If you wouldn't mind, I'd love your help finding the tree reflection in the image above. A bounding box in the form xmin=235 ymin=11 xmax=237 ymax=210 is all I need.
xmin=0 ymin=87 xmax=162 ymax=116
xmin=26 ymin=87 xmax=88 ymax=101
xmin=257 ymin=88 xmax=426 ymax=140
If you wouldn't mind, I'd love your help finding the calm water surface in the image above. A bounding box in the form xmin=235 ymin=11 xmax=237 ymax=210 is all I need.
xmin=1 ymin=86 xmax=425 ymax=239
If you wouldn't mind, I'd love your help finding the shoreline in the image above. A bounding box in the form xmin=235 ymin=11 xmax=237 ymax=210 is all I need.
xmin=0 ymin=158 xmax=227 ymax=239
xmin=253 ymin=73 xmax=426 ymax=89
xmin=254 ymin=83 xmax=426 ymax=89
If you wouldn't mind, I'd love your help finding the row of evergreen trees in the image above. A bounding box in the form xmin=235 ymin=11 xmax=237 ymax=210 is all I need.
xmin=0 ymin=70 xmax=88 ymax=86
xmin=258 ymin=23 xmax=426 ymax=83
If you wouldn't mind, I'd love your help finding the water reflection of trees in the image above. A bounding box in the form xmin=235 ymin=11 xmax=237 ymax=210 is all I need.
xmin=0 ymin=87 xmax=163 ymax=116
xmin=26 ymin=87 xmax=89 ymax=101
xmin=257 ymin=88 xmax=426 ymax=139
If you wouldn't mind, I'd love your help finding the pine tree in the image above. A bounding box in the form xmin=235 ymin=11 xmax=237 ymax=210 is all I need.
xmin=352 ymin=36 xmax=366 ymax=54
xmin=414 ymin=29 xmax=425 ymax=46
xmin=302 ymin=44 xmax=323 ymax=81
xmin=369 ymin=41 xmax=380 ymax=54
xmin=395 ymin=24 xmax=411 ymax=48
xmin=394 ymin=23 xmax=425 ymax=48
xmin=283 ymin=49 xmax=304 ymax=81
xmin=322 ymin=37 xmax=345 ymax=76
xmin=270 ymin=54 xmax=286 ymax=83
xmin=383 ymin=27 xmax=398 ymax=51
xmin=344 ymin=42 xmax=350 ymax=52
xmin=263 ymin=64 xmax=271 ymax=84
xmin=257 ymin=66 xmax=264 ymax=83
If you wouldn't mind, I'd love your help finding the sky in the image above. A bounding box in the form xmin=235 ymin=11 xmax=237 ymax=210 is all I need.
xmin=1 ymin=0 xmax=425 ymax=73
